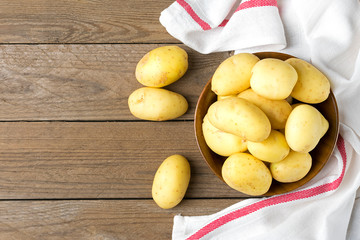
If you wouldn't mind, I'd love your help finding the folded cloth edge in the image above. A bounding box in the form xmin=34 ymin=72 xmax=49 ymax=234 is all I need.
xmin=160 ymin=1 xmax=287 ymax=54
xmin=172 ymin=133 xmax=349 ymax=239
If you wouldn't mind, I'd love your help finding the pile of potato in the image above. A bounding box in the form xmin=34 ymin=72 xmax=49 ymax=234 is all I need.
xmin=128 ymin=46 xmax=189 ymax=121
xmin=203 ymin=53 xmax=330 ymax=196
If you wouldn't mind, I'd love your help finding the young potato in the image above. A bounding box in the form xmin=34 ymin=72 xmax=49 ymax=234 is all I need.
xmin=135 ymin=46 xmax=188 ymax=87
xmin=128 ymin=87 xmax=188 ymax=121
xmin=211 ymin=53 xmax=259 ymax=96
xmin=238 ymin=89 xmax=292 ymax=129
xmin=207 ymin=97 xmax=271 ymax=142
xmin=270 ymin=151 xmax=312 ymax=183
xmin=285 ymin=104 xmax=329 ymax=153
xmin=250 ymin=58 xmax=298 ymax=100
xmin=222 ymin=153 xmax=272 ymax=196
xmin=247 ymin=130 xmax=290 ymax=163
xmin=202 ymin=115 xmax=247 ymax=156
xmin=152 ymin=155 xmax=191 ymax=209
xmin=286 ymin=58 xmax=330 ymax=103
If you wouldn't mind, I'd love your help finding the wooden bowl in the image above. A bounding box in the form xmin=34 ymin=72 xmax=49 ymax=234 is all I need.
xmin=194 ymin=52 xmax=340 ymax=196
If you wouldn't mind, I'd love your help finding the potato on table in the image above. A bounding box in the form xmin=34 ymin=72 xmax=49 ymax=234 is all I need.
xmin=211 ymin=53 xmax=259 ymax=96
xmin=135 ymin=46 xmax=188 ymax=87
xmin=152 ymin=155 xmax=191 ymax=209
xmin=128 ymin=87 xmax=188 ymax=121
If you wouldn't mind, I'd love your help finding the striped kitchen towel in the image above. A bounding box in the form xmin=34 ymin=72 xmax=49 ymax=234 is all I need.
xmin=160 ymin=0 xmax=286 ymax=54
xmin=173 ymin=131 xmax=360 ymax=239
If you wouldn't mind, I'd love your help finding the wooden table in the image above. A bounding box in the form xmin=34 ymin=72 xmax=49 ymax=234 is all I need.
xmin=0 ymin=1 xmax=246 ymax=239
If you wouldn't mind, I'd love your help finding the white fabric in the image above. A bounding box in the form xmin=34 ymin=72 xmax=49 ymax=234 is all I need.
xmin=173 ymin=127 xmax=360 ymax=239
xmin=160 ymin=0 xmax=286 ymax=54
xmin=160 ymin=0 xmax=360 ymax=239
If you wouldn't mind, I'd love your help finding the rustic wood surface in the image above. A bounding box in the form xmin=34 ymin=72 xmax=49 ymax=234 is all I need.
xmin=0 ymin=0 xmax=177 ymax=43
xmin=0 ymin=121 xmax=242 ymax=199
xmin=0 ymin=199 xmax=242 ymax=239
xmin=0 ymin=0 xmax=245 ymax=239
xmin=0 ymin=44 xmax=228 ymax=120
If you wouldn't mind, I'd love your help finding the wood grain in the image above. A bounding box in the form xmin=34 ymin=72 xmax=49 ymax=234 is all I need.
xmin=0 ymin=1 xmax=248 ymax=238
xmin=0 ymin=44 xmax=227 ymax=121
xmin=0 ymin=0 xmax=176 ymax=44
xmin=0 ymin=199 xmax=243 ymax=239
xmin=0 ymin=121 xmax=243 ymax=199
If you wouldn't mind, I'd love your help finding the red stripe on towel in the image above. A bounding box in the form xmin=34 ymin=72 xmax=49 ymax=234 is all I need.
xmin=236 ymin=0 xmax=278 ymax=12
xmin=218 ymin=19 xmax=229 ymax=27
xmin=186 ymin=135 xmax=346 ymax=240
xmin=176 ymin=0 xmax=211 ymax=30
xmin=219 ymin=0 xmax=278 ymax=28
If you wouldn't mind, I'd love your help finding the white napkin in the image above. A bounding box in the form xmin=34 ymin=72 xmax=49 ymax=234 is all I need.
xmin=160 ymin=0 xmax=360 ymax=239
xmin=159 ymin=0 xmax=286 ymax=54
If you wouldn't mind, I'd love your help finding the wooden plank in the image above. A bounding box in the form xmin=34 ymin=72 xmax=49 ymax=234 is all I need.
xmin=0 ymin=121 xmax=243 ymax=199
xmin=0 ymin=44 xmax=227 ymax=121
xmin=0 ymin=0 xmax=176 ymax=44
xmin=0 ymin=199 xmax=243 ymax=239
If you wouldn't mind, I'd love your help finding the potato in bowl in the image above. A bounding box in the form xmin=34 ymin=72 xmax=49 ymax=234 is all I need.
xmin=194 ymin=52 xmax=339 ymax=197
